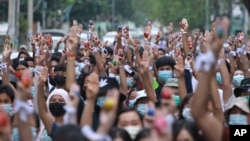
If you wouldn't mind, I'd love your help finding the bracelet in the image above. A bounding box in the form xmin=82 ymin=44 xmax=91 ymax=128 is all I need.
xmin=81 ymin=125 xmax=112 ymax=141
xmin=14 ymin=99 xmax=34 ymax=122
xmin=67 ymin=53 xmax=77 ymax=58
xmin=63 ymin=105 xmax=77 ymax=125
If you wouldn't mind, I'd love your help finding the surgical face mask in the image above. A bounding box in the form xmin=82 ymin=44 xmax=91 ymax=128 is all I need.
xmin=78 ymin=62 xmax=85 ymax=72
xmin=29 ymin=67 xmax=34 ymax=74
xmin=173 ymin=95 xmax=181 ymax=107
xmin=182 ymin=107 xmax=194 ymax=122
xmin=115 ymin=76 xmax=121 ymax=85
xmin=30 ymin=86 xmax=36 ymax=98
xmin=158 ymin=70 xmax=173 ymax=83
xmin=96 ymin=96 xmax=106 ymax=107
xmin=216 ymin=72 xmax=223 ymax=85
xmin=128 ymin=99 xmax=136 ymax=107
xmin=75 ymin=67 xmax=81 ymax=77
xmin=233 ymin=75 xmax=244 ymax=87
xmin=229 ymin=114 xmax=248 ymax=125
xmin=0 ymin=104 xmax=13 ymax=116
xmin=124 ymin=126 xmax=141 ymax=140
xmin=12 ymin=127 xmax=37 ymax=141
xmin=137 ymin=103 xmax=147 ymax=116
xmin=126 ymin=77 xmax=133 ymax=87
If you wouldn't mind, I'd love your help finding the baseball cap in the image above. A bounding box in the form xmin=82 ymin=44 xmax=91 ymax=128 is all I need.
xmin=20 ymin=44 xmax=27 ymax=50
xmin=135 ymin=90 xmax=147 ymax=102
xmin=225 ymin=97 xmax=250 ymax=114
xmin=234 ymin=78 xmax=250 ymax=97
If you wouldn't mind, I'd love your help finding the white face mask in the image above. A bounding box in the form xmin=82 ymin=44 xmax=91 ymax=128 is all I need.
xmin=124 ymin=126 xmax=141 ymax=140
xmin=182 ymin=107 xmax=194 ymax=122
xmin=229 ymin=114 xmax=248 ymax=125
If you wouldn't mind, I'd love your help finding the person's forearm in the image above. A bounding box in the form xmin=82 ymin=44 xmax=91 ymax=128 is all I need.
xmin=182 ymin=33 xmax=189 ymax=58
xmin=17 ymin=113 xmax=33 ymax=141
xmin=93 ymin=52 xmax=106 ymax=76
xmin=66 ymin=57 xmax=76 ymax=91
xmin=178 ymin=76 xmax=187 ymax=100
xmin=37 ymin=85 xmax=48 ymax=114
xmin=118 ymin=66 xmax=128 ymax=95
xmin=211 ymin=77 xmax=224 ymax=123
xmin=220 ymin=60 xmax=232 ymax=103
xmin=81 ymin=99 xmax=95 ymax=127
xmin=141 ymin=71 xmax=156 ymax=102
xmin=2 ymin=57 xmax=10 ymax=85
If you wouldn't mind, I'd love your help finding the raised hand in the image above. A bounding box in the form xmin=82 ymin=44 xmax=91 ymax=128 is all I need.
xmin=180 ymin=18 xmax=189 ymax=32
xmin=85 ymin=72 xmax=99 ymax=100
xmin=3 ymin=40 xmax=12 ymax=60
xmin=68 ymin=83 xmax=80 ymax=108
xmin=38 ymin=67 xmax=48 ymax=86
xmin=174 ymin=55 xmax=185 ymax=78
xmin=139 ymin=50 xmax=151 ymax=74
xmin=67 ymin=26 xmax=78 ymax=53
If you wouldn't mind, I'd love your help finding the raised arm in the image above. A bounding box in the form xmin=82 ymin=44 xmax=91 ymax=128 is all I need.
xmin=37 ymin=67 xmax=54 ymax=134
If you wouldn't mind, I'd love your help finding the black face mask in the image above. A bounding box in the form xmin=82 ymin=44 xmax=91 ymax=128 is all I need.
xmin=49 ymin=102 xmax=66 ymax=117
xmin=54 ymin=75 xmax=66 ymax=86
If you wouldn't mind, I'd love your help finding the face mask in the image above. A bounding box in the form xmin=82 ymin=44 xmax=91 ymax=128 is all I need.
xmin=229 ymin=114 xmax=248 ymax=125
xmin=158 ymin=70 xmax=173 ymax=83
xmin=54 ymin=75 xmax=66 ymax=86
xmin=115 ymin=76 xmax=121 ymax=85
xmin=126 ymin=77 xmax=133 ymax=87
xmin=30 ymin=86 xmax=36 ymax=98
xmin=78 ymin=62 xmax=86 ymax=72
xmin=243 ymin=95 xmax=250 ymax=101
xmin=182 ymin=107 xmax=194 ymax=122
xmin=137 ymin=104 xmax=147 ymax=116
xmin=128 ymin=99 xmax=136 ymax=107
xmin=173 ymin=95 xmax=181 ymax=107
xmin=124 ymin=126 xmax=141 ymax=140
xmin=49 ymin=102 xmax=66 ymax=117
xmin=29 ymin=67 xmax=34 ymax=74
xmin=12 ymin=127 xmax=37 ymax=141
xmin=96 ymin=96 xmax=106 ymax=107
xmin=75 ymin=67 xmax=81 ymax=77
xmin=1 ymin=104 xmax=13 ymax=116
xmin=19 ymin=58 xmax=25 ymax=61
xmin=233 ymin=75 xmax=244 ymax=87
xmin=216 ymin=72 xmax=223 ymax=85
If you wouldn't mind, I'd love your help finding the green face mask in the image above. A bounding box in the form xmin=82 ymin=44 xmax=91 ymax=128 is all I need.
xmin=173 ymin=95 xmax=181 ymax=107
xmin=243 ymin=96 xmax=250 ymax=101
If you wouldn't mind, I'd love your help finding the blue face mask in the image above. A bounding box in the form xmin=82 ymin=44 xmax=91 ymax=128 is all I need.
xmin=158 ymin=70 xmax=173 ymax=83
xmin=30 ymin=86 xmax=36 ymax=98
xmin=78 ymin=62 xmax=85 ymax=72
xmin=12 ymin=127 xmax=37 ymax=141
xmin=137 ymin=104 xmax=147 ymax=116
xmin=182 ymin=107 xmax=194 ymax=122
xmin=1 ymin=104 xmax=13 ymax=116
xmin=233 ymin=75 xmax=244 ymax=87
xmin=115 ymin=76 xmax=121 ymax=85
xmin=216 ymin=72 xmax=223 ymax=85
xmin=229 ymin=114 xmax=248 ymax=125
xmin=128 ymin=99 xmax=136 ymax=107
xmin=96 ymin=97 xmax=106 ymax=107
xmin=126 ymin=77 xmax=133 ymax=87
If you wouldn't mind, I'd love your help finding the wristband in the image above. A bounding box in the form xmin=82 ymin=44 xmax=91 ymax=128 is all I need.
xmin=67 ymin=53 xmax=77 ymax=58
xmin=194 ymin=51 xmax=216 ymax=72
xmin=35 ymin=46 xmax=40 ymax=56
xmin=14 ymin=99 xmax=34 ymax=122
xmin=108 ymin=73 xmax=116 ymax=78
xmin=63 ymin=105 xmax=77 ymax=125
xmin=81 ymin=125 xmax=112 ymax=141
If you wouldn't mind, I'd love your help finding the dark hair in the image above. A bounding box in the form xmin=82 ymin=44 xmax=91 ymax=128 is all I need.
xmin=52 ymin=125 xmax=85 ymax=141
xmin=89 ymin=54 xmax=96 ymax=65
xmin=105 ymin=47 xmax=113 ymax=56
xmin=14 ymin=61 xmax=29 ymax=70
xmin=110 ymin=127 xmax=132 ymax=141
xmin=17 ymin=51 xmax=30 ymax=59
xmin=134 ymin=128 xmax=151 ymax=141
xmin=179 ymin=94 xmax=193 ymax=120
xmin=0 ymin=85 xmax=15 ymax=103
xmin=158 ymin=48 xmax=166 ymax=54
xmin=115 ymin=107 xmax=143 ymax=126
xmin=225 ymin=60 xmax=231 ymax=74
xmin=172 ymin=119 xmax=204 ymax=141
xmin=51 ymin=53 xmax=61 ymax=63
xmin=155 ymin=56 xmax=176 ymax=70
xmin=24 ymin=57 xmax=34 ymax=62
xmin=54 ymin=64 xmax=66 ymax=72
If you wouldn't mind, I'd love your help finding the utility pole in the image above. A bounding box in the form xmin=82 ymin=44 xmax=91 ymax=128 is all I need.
xmin=16 ymin=0 xmax=20 ymax=47
xmin=205 ymin=0 xmax=209 ymax=30
xmin=112 ymin=0 xmax=115 ymax=30
xmin=8 ymin=0 xmax=15 ymax=41
xmin=28 ymin=0 xmax=34 ymax=40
